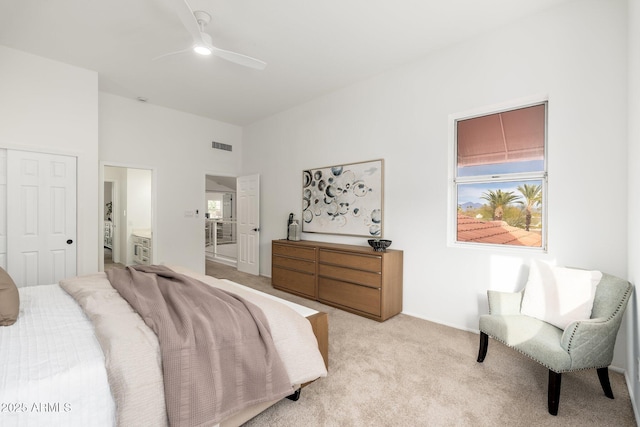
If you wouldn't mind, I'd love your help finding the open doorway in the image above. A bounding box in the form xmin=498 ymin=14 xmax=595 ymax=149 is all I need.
xmin=103 ymin=180 xmax=116 ymax=268
xmin=205 ymin=175 xmax=237 ymax=267
xmin=101 ymin=165 xmax=153 ymax=271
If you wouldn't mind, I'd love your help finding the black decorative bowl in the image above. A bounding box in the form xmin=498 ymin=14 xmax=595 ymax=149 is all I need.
xmin=368 ymin=239 xmax=392 ymax=252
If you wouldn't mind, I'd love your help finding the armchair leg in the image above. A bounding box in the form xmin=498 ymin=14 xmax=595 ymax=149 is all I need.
xmin=548 ymin=370 xmax=561 ymax=416
xmin=477 ymin=332 xmax=488 ymax=363
xmin=597 ymin=367 xmax=614 ymax=399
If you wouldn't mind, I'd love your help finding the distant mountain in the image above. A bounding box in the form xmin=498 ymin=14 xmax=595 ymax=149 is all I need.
xmin=459 ymin=202 xmax=483 ymax=210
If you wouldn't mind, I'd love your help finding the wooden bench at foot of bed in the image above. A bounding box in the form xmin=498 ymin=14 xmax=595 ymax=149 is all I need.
xmin=306 ymin=312 xmax=329 ymax=369
xmin=220 ymin=310 xmax=328 ymax=426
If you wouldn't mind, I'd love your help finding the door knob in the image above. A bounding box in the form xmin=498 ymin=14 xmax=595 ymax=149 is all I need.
xmin=252 ymin=228 xmax=260 ymax=232
xmin=66 ymin=239 xmax=73 ymax=244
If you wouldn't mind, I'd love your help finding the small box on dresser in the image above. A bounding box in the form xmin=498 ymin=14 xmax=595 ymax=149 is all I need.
xmin=271 ymin=240 xmax=403 ymax=321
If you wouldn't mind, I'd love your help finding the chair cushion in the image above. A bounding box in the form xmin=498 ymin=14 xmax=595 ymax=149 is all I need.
xmin=520 ymin=260 xmax=601 ymax=330
xmin=479 ymin=314 xmax=571 ymax=371
xmin=0 ymin=267 xmax=19 ymax=326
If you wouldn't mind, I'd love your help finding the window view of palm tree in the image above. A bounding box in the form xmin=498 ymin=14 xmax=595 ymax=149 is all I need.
xmin=517 ymin=183 xmax=542 ymax=231
xmin=454 ymin=102 xmax=547 ymax=248
xmin=481 ymin=189 xmax=519 ymax=221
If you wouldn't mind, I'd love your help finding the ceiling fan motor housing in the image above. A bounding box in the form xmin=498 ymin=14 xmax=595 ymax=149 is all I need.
xmin=193 ymin=10 xmax=211 ymax=28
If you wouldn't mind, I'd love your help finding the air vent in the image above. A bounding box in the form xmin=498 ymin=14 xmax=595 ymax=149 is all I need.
xmin=212 ymin=141 xmax=232 ymax=152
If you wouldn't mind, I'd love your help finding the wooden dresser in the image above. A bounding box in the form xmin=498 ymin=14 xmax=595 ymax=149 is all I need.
xmin=272 ymin=239 xmax=403 ymax=321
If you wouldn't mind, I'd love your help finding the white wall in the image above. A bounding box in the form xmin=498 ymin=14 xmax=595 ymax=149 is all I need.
xmin=205 ymin=177 xmax=235 ymax=193
xmin=99 ymin=93 xmax=243 ymax=273
xmin=126 ymin=169 xmax=152 ymax=231
xmin=244 ymin=0 xmax=630 ymax=367
xmin=0 ymin=45 xmax=99 ymax=276
xmin=627 ymin=0 xmax=640 ymax=417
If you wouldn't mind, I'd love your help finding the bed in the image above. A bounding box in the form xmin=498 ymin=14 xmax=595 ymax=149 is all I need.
xmin=0 ymin=265 xmax=328 ymax=426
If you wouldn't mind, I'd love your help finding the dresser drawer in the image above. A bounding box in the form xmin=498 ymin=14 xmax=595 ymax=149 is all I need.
xmin=273 ymin=254 xmax=315 ymax=274
xmin=318 ymin=277 xmax=381 ymax=317
xmin=133 ymin=236 xmax=151 ymax=248
xmin=318 ymin=264 xmax=381 ymax=288
xmin=319 ymin=249 xmax=381 ymax=272
xmin=273 ymin=243 xmax=316 ymax=261
xmin=272 ymin=266 xmax=315 ymax=298
xmin=271 ymin=239 xmax=402 ymax=322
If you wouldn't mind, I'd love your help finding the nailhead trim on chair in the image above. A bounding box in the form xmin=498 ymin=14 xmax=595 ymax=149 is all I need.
xmin=565 ymin=321 xmax=584 ymax=352
xmin=565 ymin=284 xmax=632 ymax=352
xmin=479 ymin=331 xmax=608 ymax=373
xmin=482 ymin=282 xmax=632 ymax=373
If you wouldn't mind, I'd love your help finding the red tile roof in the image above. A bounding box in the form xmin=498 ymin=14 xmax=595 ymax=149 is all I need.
xmin=457 ymin=213 xmax=542 ymax=247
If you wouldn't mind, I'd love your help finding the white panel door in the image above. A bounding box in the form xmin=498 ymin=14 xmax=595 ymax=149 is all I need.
xmin=236 ymin=174 xmax=260 ymax=275
xmin=7 ymin=150 xmax=77 ymax=287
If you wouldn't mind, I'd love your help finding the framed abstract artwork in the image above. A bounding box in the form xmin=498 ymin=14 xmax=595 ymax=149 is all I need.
xmin=302 ymin=159 xmax=384 ymax=237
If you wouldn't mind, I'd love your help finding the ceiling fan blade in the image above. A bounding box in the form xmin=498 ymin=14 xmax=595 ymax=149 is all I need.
xmin=210 ymin=45 xmax=267 ymax=70
xmin=166 ymin=0 xmax=204 ymax=44
xmin=161 ymin=0 xmax=267 ymax=70
xmin=152 ymin=47 xmax=194 ymax=61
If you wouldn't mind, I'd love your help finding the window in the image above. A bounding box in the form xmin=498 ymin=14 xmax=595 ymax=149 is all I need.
xmin=207 ymin=200 xmax=222 ymax=219
xmin=451 ymin=101 xmax=547 ymax=249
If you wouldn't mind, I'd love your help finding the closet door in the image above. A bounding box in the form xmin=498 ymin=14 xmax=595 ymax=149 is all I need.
xmin=7 ymin=150 xmax=76 ymax=287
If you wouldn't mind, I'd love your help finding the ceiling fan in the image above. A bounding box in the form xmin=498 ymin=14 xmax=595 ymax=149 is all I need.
xmin=155 ymin=0 xmax=267 ymax=70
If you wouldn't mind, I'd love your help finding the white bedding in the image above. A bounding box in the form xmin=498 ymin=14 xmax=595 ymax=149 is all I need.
xmin=0 ymin=270 xmax=326 ymax=427
xmin=0 ymin=284 xmax=115 ymax=427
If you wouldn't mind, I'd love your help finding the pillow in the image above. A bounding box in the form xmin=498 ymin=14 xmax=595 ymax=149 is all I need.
xmin=520 ymin=260 xmax=602 ymax=330
xmin=0 ymin=266 xmax=20 ymax=326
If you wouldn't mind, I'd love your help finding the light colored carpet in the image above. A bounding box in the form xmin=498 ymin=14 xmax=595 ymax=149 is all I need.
xmin=205 ymin=261 xmax=636 ymax=427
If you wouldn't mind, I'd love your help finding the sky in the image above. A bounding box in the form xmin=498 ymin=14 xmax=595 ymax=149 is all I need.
xmin=457 ymin=160 xmax=544 ymax=205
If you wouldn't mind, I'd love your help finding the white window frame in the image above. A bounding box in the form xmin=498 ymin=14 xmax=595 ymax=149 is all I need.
xmin=447 ymin=96 xmax=548 ymax=252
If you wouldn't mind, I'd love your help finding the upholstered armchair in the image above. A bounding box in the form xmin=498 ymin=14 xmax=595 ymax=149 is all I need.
xmin=477 ymin=269 xmax=633 ymax=416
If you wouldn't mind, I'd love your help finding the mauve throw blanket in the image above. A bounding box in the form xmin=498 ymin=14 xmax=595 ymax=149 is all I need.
xmin=105 ymin=265 xmax=293 ymax=426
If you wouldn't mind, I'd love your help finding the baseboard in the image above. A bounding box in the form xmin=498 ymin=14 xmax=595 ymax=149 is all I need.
xmin=401 ymin=310 xmax=480 ymax=334
xmin=625 ymin=371 xmax=640 ymax=425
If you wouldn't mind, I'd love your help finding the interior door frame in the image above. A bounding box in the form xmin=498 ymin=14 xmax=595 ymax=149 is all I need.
xmin=99 ymin=161 xmax=157 ymax=272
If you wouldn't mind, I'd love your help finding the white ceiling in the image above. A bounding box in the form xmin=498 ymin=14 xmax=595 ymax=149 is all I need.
xmin=0 ymin=0 xmax=573 ymax=126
